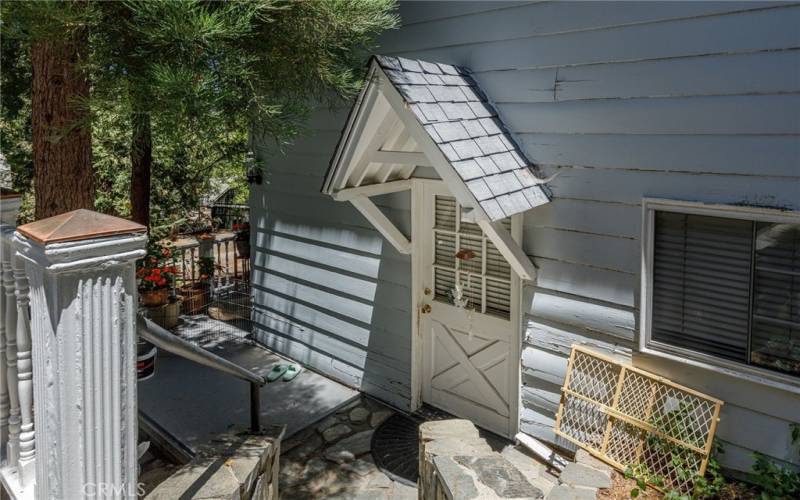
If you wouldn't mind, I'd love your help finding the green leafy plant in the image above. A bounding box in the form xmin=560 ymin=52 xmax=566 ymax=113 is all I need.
xmin=625 ymin=462 xmax=665 ymax=498
xmin=623 ymin=401 xmax=727 ymax=499
xmin=751 ymin=423 xmax=800 ymax=499
xmin=693 ymin=441 xmax=726 ymax=499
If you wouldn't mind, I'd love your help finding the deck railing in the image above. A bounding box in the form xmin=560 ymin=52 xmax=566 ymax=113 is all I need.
xmin=0 ymin=194 xmax=35 ymax=498
xmin=171 ymin=232 xmax=250 ymax=286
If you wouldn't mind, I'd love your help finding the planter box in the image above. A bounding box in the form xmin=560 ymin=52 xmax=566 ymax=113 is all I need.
xmin=181 ymin=285 xmax=209 ymax=315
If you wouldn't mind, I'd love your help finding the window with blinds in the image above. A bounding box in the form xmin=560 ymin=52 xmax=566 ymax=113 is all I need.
xmin=433 ymin=195 xmax=512 ymax=319
xmin=651 ymin=211 xmax=799 ymax=377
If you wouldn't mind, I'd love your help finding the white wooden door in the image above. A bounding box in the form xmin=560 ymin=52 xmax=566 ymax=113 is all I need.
xmin=416 ymin=182 xmax=520 ymax=437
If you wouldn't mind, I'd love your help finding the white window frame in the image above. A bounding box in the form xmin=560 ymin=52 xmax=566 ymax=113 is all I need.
xmin=639 ymin=198 xmax=800 ymax=393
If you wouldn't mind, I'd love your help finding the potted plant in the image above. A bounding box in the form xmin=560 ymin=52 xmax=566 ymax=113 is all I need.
xmin=137 ymin=242 xmax=177 ymax=307
xmin=234 ymin=221 xmax=250 ymax=259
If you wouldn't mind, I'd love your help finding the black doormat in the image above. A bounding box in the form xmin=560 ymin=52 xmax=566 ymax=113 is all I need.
xmin=371 ymin=405 xmax=454 ymax=486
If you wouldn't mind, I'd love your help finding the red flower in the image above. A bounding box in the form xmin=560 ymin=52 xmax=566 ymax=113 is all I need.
xmin=158 ymin=278 xmax=167 ymax=286
xmin=153 ymin=268 xmax=161 ymax=275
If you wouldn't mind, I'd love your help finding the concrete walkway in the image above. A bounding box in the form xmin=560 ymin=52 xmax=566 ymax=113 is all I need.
xmin=138 ymin=340 xmax=359 ymax=451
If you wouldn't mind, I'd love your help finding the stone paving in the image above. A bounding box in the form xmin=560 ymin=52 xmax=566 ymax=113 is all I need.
xmin=279 ymin=395 xmax=612 ymax=499
xmin=279 ymin=396 xmax=415 ymax=500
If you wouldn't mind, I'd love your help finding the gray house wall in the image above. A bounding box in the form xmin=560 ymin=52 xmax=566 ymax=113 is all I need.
xmin=250 ymin=107 xmax=415 ymax=410
xmin=251 ymin=1 xmax=800 ymax=472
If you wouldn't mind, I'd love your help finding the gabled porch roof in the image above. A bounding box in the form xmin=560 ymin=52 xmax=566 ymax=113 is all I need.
xmin=323 ymin=56 xmax=550 ymax=221
xmin=322 ymin=56 xmax=551 ymax=280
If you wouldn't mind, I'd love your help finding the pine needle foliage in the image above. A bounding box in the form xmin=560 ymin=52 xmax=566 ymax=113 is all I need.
xmin=1 ymin=0 xmax=398 ymax=225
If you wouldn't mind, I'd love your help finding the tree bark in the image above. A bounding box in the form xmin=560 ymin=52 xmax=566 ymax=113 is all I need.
xmin=130 ymin=107 xmax=152 ymax=227
xmin=30 ymin=30 xmax=93 ymax=220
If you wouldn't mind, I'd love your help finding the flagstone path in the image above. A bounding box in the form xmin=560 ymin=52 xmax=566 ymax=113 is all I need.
xmin=279 ymin=396 xmax=415 ymax=499
xmin=279 ymin=395 xmax=611 ymax=499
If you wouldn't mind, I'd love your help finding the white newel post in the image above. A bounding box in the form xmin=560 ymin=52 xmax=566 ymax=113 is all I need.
xmin=13 ymin=210 xmax=146 ymax=500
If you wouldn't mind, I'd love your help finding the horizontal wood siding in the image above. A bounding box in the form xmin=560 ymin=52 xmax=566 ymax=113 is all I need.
xmin=249 ymin=1 xmax=800 ymax=471
xmin=250 ymin=108 xmax=414 ymax=410
xmin=387 ymin=0 xmax=800 ymax=471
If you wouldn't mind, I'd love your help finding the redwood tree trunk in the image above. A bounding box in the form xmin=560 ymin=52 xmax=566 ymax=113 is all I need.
xmin=30 ymin=31 xmax=93 ymax=220
xmin=130 ymin=107 xmax=152 ymax=227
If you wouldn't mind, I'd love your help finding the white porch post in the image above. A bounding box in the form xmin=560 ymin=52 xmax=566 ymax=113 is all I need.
xmin=14 ymin=210 xmax=146 ymax=500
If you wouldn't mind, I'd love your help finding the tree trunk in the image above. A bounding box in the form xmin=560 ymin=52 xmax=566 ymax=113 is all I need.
xmin=130 ymin=107 xmax=152 ymax=227
xmin=30 ymin=31 xmax=93 ymax=220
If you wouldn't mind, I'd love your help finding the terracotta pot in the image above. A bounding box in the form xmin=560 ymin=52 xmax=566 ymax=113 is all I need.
xmin=180 ymin=284 xmax=209 ymax=315
xmin=140 ymin=289 xmax=169 ymax=307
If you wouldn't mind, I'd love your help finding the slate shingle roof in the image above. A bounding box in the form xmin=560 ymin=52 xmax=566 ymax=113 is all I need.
xmin=375 ymin=55 xmax=550 ymax=220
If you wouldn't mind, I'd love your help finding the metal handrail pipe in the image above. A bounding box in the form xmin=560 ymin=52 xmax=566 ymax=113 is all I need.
xmin=136 ymin=315 xmax=266 ymax=385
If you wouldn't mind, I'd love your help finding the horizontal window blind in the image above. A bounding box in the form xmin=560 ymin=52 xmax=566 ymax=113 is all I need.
xmin=651 ymin=212 xmax=752 ymax=362
xmin=751 ymin=222 xmax=800 ymax=375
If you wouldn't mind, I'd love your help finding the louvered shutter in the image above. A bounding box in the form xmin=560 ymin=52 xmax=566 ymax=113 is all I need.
xmin=751 ymin=222 xmax=800 ymax=374
xmin=651 ymin=212 xmax=753 ymax=362
xmin=432 ymin=195 xmax=512 ymax=319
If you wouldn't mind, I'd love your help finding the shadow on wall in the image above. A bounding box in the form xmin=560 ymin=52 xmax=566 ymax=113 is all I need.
xmin=248 ymin=185 xmax=413 ymax=411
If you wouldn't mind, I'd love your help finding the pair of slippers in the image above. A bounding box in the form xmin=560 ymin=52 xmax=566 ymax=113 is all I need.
xmin=267 ymin=363 xmax=302 ymax=382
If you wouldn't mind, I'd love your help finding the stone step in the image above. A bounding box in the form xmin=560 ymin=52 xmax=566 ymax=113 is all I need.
xmin=558 ymin=462 xmax=611 ymax=489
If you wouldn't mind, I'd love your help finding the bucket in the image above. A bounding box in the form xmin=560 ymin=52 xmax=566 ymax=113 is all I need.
xmin=146 ymin=299 xmax=181 ymax=330
xmin=137 ymin=341 xmax=157 ymax=381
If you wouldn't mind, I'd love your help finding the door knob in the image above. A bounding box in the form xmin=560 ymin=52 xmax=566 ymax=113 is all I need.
xmin=423 ymin=287 xmax=432 ymax=296
xmin=420 ymin=304 xmax=432 ymax=314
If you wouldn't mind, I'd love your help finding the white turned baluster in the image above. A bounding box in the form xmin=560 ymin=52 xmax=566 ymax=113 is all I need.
xmin=0 ymin=254 xmax=8 ymax=460
xmin=14 ymin=257 xmax=35 ymax=486
xmin=2 ymin=233 xmax=20 ymax=466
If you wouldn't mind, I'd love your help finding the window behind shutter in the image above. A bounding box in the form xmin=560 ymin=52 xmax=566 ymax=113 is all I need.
xmin=651 ymin=212 xmax=753 ymax=362
xmin=751 ymin=222 xmax=800 ymax=375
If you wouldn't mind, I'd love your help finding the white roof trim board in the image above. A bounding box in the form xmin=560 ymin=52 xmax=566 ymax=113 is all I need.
xmin=323 ymin=55 xmax=551 ymax=222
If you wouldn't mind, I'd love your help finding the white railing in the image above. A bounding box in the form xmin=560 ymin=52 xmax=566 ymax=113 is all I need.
xmin=4 ymin=205 xmax=146 ymax=500
xmin=0 ymin=194 xmax=35 ymax=499
xmin=171 ymin=231 xmax=249 ymax=285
